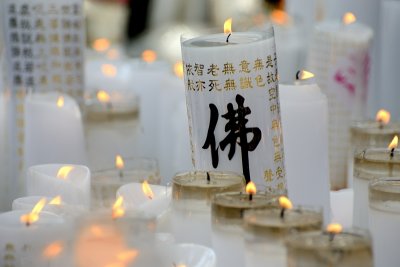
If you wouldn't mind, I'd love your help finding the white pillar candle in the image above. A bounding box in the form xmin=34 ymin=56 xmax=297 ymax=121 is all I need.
xmin=24 ymin=92 xmax=87 ymax=170
xmin=279 ymin=77 xmax=330 ymax=222
xmin=369 ymin=177 xmax=400 ymax=267
xmin=308 ymin=15 xmax=373 ymax=189
xmin=330 ymin=188 xmax=353 ymax=228
xmin=181 ymin=23 xmax=286 ymax=192
xmin=27 ymin=164 xmax=91 ymax=208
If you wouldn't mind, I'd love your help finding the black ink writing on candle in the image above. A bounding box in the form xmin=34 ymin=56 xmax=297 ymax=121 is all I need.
xmin=202 ymin=94 xmax=262 ymax=183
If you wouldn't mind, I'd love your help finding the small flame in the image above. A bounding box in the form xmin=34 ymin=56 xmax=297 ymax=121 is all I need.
xmin=49 ymin=196 xmax=62 ymax=205
xmin=43 ymin=242 xmax=63 ymax=259
xmin=92 ymin=38 xmax=111 ymax=52
xmin=174 ymin=61 xmax=184 ymax=78
xmin=115 ymin=155 xmax=124 ymax=170
xmin=224 ymin=18 xmax=232 ymax=35
xmin=20 ymin=198 xmax=47 ymax=226
xmin=142 ymin=181 xmax=154 ymax=200
xmin=270 ymin=10 xmax=289 ymax=25
xmin=56 ymin=96 xmax=64 ymax=108
xmin=343 ymin=12 xmax=356 ymax=25
xmin=376 ymin=109 xmax=391 ymax=125
xmin=389 ymin=135 xmax=398 ymax=150
xmin=57 ymin=166 xmax=74 ymax=179
xmin=246 ymin=181 xmax=257 ymax=195
xmin=112 ymin=196 xmax=125 ymax=220
xmin=279 ymin=196 xmax=293 ymax=210
xmin=142 ymin=50 xmax=157 ymax=63
xmin=297 ymin=70 xmax=314 ymax=80
xmin=101 ymin=64 xmax=117 ymax=78
xmin=326 ymin=223 xmax=343 ymax=234
xmin=97 ymin=90 xmax=111 ymax=103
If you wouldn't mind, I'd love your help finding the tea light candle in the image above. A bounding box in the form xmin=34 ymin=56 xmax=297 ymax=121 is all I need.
xmin=369 ymin=177 xmax=400 ymax=267
xmin=27 ymin=164 xmax=91 ymax=209
xmin=210 ymin=183 xmax=277 ymax=267
xmin=353 ymin=138 xmax=400 ymax=229
xmin=244 ymin=202 xmax=323 ymax=267
xmin=171 ymin=171 xmax=245 ymax=246
xmin=286 ymin=226 xmax=373 ymax=266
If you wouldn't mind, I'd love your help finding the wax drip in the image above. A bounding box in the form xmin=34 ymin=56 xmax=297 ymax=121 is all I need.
xmin=226 ymin=33 xmax=231 ymax=43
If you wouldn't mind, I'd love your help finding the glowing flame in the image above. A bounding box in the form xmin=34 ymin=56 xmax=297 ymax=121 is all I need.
xmin=20 ymin=198 xmax=47 ymax=226
xmin=376 ymin=109 xmax=391 ymax=125
xmin=49 ymin=196 xmax=62 ymax=205
xmin=270 ymin=10 xmax=289 ymax=25
xmin=56 ymin=96 xmax=64 ymax=108
xmin=116 ymin=250 xmax=139 ymax=262
xmin=343 ymin=12 xmax=356 ymax=25
xmin=279 ymin=196 xmax=293 ymax=210
xmin=57 ymin=166 xmax=74 ymax=179
xmin=90 ymin=225 xmax=105 ymax=238
xmin=97 ymin=90 xmax=111 ymax=103
xmin=43 ymin=242 xmax=63 ymax=259
xmin=389 ymin=135 xmax=398 ymax=150
xmin=326 ymin=223 xmax=343 ymax=234
xmin=246 ymin=181 xmax=257 ymax=195
xmin=174 ymin=61 xmax=184 ymax=78
xmin=224 ymin=18 xmax=232 ymax=35
xmin=142 ymin=181 xmax=154 ymax=200
xmin=101 ymin=64 xmax=117 ymax=78
xmin=297 ymin=70 xmax=314 ymax=80
xmin=92 ymin=38 xmax=110 ymax=52
xmin=141 ymin=50 xmax=157 ymax=63
xmin=112 ymin=196 xmax=125 ymax=220
xmin=115 ymin=155 xmax=124 ymax=170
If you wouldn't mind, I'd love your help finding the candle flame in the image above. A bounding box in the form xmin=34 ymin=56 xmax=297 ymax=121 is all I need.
xmin=57 ymin=166 xmax=74 ymax=179
xmin=174 ymin=61 xmax=184 ymax=78
xmin=297 ymin=70 xmax=315 ymax=80
xmin=326 ymin=223 xmax=343 ymax=234
xmin=389 ymin=135 xmax=398 ymax=150
xmin=97 ymin=90 xmax=111 ymax=103
xmin=279 ymin=196 xmax=293 ymax=210
xmin=142 ymin=50 xmax=157 ymax=63
xmin=43 ymin=241 xmax=64 ymax=259
xmin=142 ymin=181 xmax=154 ymax=200
xmin=20 ymin=198 xmax=47 ymax=226
xmin=101 ymin=64 xmax=117 ymax=78
xmin=92 ymin=38 xmax=111 ymax=52
xmin=90 ymin=225 xmax=105 ymax=238
xmin=270 ymin=10 xmax=289 ymax=25
xmin=115 ymin=155 xmax=124 ymax=170
xmin=116 ymin=250 xmax=139 ymax=262
xmin=56 ymin=96 xmax=64 ymax=108
xmin=342 ymin=12 xmax=356 ymax=25
xmin=49 ymin=196 xmax=62 ymax=205
xmin=112 ymin=196 xmax=125 ymax=220
xmin=224 ymin=18 xmax=232 ymax=35
xmin=246 ymin=181 xmax=257 ymax=195
xmin=376 ymin=109 xmax=391 ymax=125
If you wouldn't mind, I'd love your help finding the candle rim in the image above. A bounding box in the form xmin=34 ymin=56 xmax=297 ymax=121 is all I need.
xmin=351 ymin=120 xmax=400 ymax=135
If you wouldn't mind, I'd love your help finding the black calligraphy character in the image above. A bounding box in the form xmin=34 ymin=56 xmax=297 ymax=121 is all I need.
xmin=202 ymin=104 xmax=219 ymax=168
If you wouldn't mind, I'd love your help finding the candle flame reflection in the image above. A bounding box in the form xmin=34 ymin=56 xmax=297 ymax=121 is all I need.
xmin=115 ymin=155 xmax=124 ymax=170
xmin=57 ymin=166 xmax=74 ymax=179
xmin=279 ymin=196 xmax=293 ymax=209
xmin=142 ymin=50 xmax=157 ymax=63
xmin=20 ymin=198 xmax=47 ymax=226
xmin=43 ymin=241 xmax=64 ymax=259
xmin=93 ymin=38 xmax=111 ymax=52
xmin=224 ymin=18 xmax=232 ymax=35
xmin=56 ymin=96 xmax=64 ymax=108
xmin=174 ymin=61 xmax=184 ymax=78
xmin=342 ymin=12 xmax=356 ymax=25
xmin=101 ymin=64 xmax=117 ymax=78
xmin=142 ymin=181 xmax=154 ymax=200
xmin=270 ymin=10 xmax=290 ymax=25
xmin=246 ymin=181 xmax=257 ymax=195
xmin=112 ymin=196 xmax=125 ymax=220
xmin=326 ymin=223 xmax=343 ymax=234
xmin=49 ymin=196 xmax=62 ymax=205
xmin=389 ymin=135 xmax=398 ymax=150
xmin=376 ymin=109 xmax=391 ymax=125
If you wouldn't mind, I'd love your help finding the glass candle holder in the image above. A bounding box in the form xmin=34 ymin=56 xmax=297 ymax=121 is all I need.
xmin=171 ymin=171 xmax=245 ymax=246
xmin=285 ymin=228 xmax=373 ymax=267
xmin=369 ymin=177 xmax=400 ymax=267
xmin=244 ymin=206 xmax=323 ymax=267
xmin=353 ymin=149 xmax=400 ymax=229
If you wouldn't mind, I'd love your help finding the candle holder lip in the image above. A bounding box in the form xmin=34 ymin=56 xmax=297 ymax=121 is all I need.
xmin=0 ymin=210 xmax=64 ymax=229
xmin=315 ymin=20 xmax=373 ymax=40
xmin=28 ymin=163 xmax=90 ymax=183
xmin=354 ymin=149 xmax=400 ymax=181
xmin=92 ymin=157 xmax=159 ymax=175
xmin=350 ymin=120 xmax=400 ymax=135
xmin=369 ymin=177 xmax=400 ymax=213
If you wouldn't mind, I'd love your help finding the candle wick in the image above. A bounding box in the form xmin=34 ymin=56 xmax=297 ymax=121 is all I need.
xmin=378 ymin=119 xmax=384 ymax=129
xmin=391 ymin=148 xmax=395 ymax=158
xmin=119 ymin=170 xmax=124 ymax=180
xmin=280 ymin=208 xmax=285 ymax=219
xmin=295 ymin=70 xmax=301 ymax=80
xmin=329 ymin=232 xmax=335 ymax=242
xmin=226 ymin=33 xmax=231 ymax=43
xmin=249 ymin=193 xmax=253 ymax=201
xmin=206 ymin=172 xmax=211 ymax=184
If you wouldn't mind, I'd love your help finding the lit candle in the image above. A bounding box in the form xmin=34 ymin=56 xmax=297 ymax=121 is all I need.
xmin=286 ymin=224 xmax=373 ymax=266
xmin=308 ymin=12 xmax=373 ymax=189
xmin=353 ymin=136 xmax=400 ymax=229
xmin=369 ymin=177 xmax=400 ymax=267
xmin=26 ymin=164 xmax=91 ymax=209
xmin=280 ymin=70 xmax=330 ymax=222
xmin=181 ymin=19 xmax=286 ymax=192
xmin=244 ymin=197 xmax=323 ymax=267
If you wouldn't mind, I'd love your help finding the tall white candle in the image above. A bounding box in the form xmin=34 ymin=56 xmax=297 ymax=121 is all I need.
xmin=279 ymin=78 xmax=330 ymax=222
xmin=24 ymin=92 xmax=87 ymax=170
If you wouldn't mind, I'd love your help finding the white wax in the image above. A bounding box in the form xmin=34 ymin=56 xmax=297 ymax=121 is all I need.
xmin=245 ymin=239 xmax=286 ymax=267
xmin=0 ymin=92 xmax=8 ymax=211
xmin=353 ymin=176 xmax=369 ymax=229
xmin=330 ymin=188 xmax=354 ymax=228
xmin=211 ymin=225 xmax=245 ymax=267
xmin=369 ymin=204 xmax=400 ymax=267
xmin=280 ymin=83 xmax=331 ymax=222
xmin=24 ymin=92 xmax=87 ymax=170
xmin=27 ymin=164 xmax=91 ymax=208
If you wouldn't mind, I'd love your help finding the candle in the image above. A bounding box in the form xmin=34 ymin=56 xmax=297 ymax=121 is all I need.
xmin=280 ymin=71 xmax=330 ymax=222
xmin=24 ymin=92 xmax=87 ymax=170
xmin=91 ymin=156 xmax=160 ymax=209
xmin=353 ymin=137 xmax=400 ymax=229
xmin=181 ymin=20 xmax=286 ymax=192
xmin=369 ymin=177 xmax=400 ymax=267
xmin=171 ymin=171 xmax=245 ymax=246
xmin=0 ymin=92 xmax=7 ymax=211
xmin=308 ymin=13 xmax=373 ymax=189
xmin=163 ymin=243 xmax=217 ymax=267
xmin=27 ymin=164 xmax=91 ymax=209
xmin=210 ymin=184 xmax=277 ymax=267
xmin=286 ymin=224 xmax=373 ymax=266
xmin=244 ymin=199 xmax=323 ymax=267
